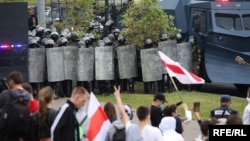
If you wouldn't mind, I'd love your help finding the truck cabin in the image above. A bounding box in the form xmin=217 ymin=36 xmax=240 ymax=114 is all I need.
xmin=189 ymin=0 xmax=250 ymax=52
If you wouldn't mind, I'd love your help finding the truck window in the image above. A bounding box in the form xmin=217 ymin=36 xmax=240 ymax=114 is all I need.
xmin=215 ymin=13 xmax=242 ymax=30
xmin=242 ymin=14 xmax=250 ymax=30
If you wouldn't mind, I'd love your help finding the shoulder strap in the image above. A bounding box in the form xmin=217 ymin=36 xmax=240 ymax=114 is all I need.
xmin=8 ymin=89 xmax=15 ymax=102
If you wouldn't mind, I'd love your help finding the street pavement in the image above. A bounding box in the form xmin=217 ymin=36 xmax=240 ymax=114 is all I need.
xmin=52 ymin=97 xmax=201 ymax=141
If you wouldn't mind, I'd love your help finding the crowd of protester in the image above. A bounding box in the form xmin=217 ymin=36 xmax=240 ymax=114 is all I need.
xmin=0 ymin=71 xmax=249 ymax=141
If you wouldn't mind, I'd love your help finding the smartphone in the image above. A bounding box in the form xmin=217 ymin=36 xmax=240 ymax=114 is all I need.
xmin=193 ymin=102 xmax=200 ymax=112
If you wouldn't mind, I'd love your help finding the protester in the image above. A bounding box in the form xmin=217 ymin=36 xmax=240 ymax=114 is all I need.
xmin=51 ymin=87 xmax=89 ymax=141
xmin=137 ymin=106 xmax=163 ymax=141
xmin=150 ymin=93 xmax=167 ymax=127
xmin=21 ymin=83 xmax=39 ymax=141
xmin=37 ymin=86 xmax=57 ymax=141
xmin=226 ymin=114 xmax=242 ymax=125
xmin=113 ymin=85 xmax=143 ymax=141
xmin=104 ymin=101 xmax=117 ymax=123
xmin=162 ymin=103 xmax=191 ymax=134
xmin=159 ymin=116 xmax=185 ymax=141
xmin=210 ymin=94 xmax=238 ymax=119
xmin=0 ymin=71 xmax=31 ymax=141
xmin=243 ymin=87 xmax=250 ymax=125
xmin=105 ymin=104 xmax=133 ymax=141
xmin=22 ymin=83 xmax=39 ymax=114
xmin=193 ymin=111 xmax=219 ymax=141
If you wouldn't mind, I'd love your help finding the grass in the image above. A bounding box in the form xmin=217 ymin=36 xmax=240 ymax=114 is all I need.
xmin=95 ymin=82 xmax=247 ymax=120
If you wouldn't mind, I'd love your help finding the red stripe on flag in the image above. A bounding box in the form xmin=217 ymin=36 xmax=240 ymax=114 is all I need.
xmin=162 ymin=60 xmax=185 ymax=74
xmin=190 ymin=72 xmax=203 ymax=82
xmin=86 ymin=106 xmax=108 ymax=140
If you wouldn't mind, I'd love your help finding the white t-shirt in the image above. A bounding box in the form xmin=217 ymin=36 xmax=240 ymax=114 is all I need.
xmin=141 ymin=124 xmax=163 ymax=141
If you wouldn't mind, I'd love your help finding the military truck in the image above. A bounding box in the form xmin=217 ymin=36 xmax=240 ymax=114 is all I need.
xmin=158 ymin=0 xmax=250 ymax=91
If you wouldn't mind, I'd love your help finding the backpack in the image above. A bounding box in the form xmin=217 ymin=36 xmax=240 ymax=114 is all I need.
xmin=112 ymin=125 xmax=126 ymax=141
xmin=4 ymin=90 xmax=30 ymax=136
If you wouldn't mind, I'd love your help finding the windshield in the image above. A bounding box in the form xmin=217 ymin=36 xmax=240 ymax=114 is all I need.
xmin=242 ymin=14 xmax=250 ymax=30
xmin=215 ymin=13 xmax=242 ymax=30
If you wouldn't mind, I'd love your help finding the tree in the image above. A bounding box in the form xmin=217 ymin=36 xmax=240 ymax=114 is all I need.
xmin=120 ymin=0 xmax=181 ymax=48
xmin=53 ymin=0 xmax=95 ymax=37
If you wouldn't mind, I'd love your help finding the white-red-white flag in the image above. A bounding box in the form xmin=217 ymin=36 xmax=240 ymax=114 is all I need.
xmin=158 ymin=51 xmax=205 ymax=84
xmin=86 ymin=92 xmax=111 ymax=141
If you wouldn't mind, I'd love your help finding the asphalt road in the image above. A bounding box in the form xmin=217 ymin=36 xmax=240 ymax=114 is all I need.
xmin=51 ymin=83 xmax=244 ymax=141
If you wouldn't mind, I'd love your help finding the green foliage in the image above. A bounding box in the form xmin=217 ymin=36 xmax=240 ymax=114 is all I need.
xmin=53 ymin=0 xmax=95 ymax=36
xmin=120 ymin=0 xmax=181 ymax=48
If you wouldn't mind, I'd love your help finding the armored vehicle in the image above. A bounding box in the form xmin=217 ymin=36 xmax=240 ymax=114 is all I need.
xmin=158 ymin=0 xmax=250 ymax=90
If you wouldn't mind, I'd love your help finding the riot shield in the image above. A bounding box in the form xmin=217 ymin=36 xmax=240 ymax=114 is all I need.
xmin=95 ymin=46 xmax=115 ymax=80
xmin=77 ymin=47 xmax=95 ymax=81
xmin=176 ymin=42 xmax=193 ymax=71
xmin=63 ymin=46 xmax=78 ymax=80
xmin=46 ymin=47 xmax=65 ymax=82
xmin=28 ymin=48 xmax=46 ymax=83
xmin=117 ymin=45 xmax=138 ymax=79
xmin=140 ymin=48 xmax=162 ymax=82
xmin=158 ymin=40 xmax=177 ymax=74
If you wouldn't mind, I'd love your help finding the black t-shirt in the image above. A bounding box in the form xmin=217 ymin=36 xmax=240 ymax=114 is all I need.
xmin=150 ymin=105 xmax=163 ymax=127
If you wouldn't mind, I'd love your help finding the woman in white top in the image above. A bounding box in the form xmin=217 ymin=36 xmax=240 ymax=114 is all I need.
xmin=159 ymin=117 xmax=185 ymax=141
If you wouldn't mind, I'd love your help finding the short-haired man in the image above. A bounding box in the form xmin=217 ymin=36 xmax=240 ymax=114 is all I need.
xmin=51 ymin=87 xmax=89 ymax=141
xmin=137 ymin=106 xmax=163 ymax=141
xmin=150 ymin=93 xmax=167 ymax=127
xmin=210 ymin=94 xmax=238 ymax=119
xmin=0 ymin=71 xmax=30 ymax=141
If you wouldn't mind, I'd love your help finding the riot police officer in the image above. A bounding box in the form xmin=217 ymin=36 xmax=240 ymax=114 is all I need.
xmin=141 ymin=37 xmax=159 ymax=94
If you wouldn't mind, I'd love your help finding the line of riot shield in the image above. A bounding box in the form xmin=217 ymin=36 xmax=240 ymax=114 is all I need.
xmin=158 ymin=40 xmax=177 ymax=74
xmin=176 ymin=42 xmax=193 ymax=71
xmin=117 ymin=45 xmax=138 ymax=79
xmin=63 ymin=46 xmax=78 ymax=80
xmin=77 ymin=47 xmax=95 ymax=81
xmin=95 ymin=46 xmax=115 ymax=80
xmin=46 ymin=47 xmax=65 ymax=82
xmin=140 ymin=48 xmax=163 ymax=82
xmin=28 ymin=48 xmax=46 ymax=83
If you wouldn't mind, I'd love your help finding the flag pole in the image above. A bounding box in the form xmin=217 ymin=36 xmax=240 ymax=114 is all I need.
xmin=169 ymin=76 xmax=183 ymax=102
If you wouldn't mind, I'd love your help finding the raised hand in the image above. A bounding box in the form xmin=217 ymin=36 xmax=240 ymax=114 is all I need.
xmin=235 ymin=56 xmax=245 ymax=64
xmin=113 ymin=85 xmax=121 ymax=97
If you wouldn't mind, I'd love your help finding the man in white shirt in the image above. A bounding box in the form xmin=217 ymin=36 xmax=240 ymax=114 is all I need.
xmin=243 ymin=87 xmax=250 ymax=125
xmin=137 ymin=106 xmax=163 ymax=141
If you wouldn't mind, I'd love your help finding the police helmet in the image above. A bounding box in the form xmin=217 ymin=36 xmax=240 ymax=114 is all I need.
xmin=144 ymin=37 xmax=153 ymax=48
xmin=58 ymin=37 xmax=68 ymax=47
xmin=88 ymin=33 xmax=96 ymax=42
xmin=51 ymin=31 xmax=59 ymax=42
xmin=107 ymin=34 xmax=115 ymax=42
xmin=45 ymin=38 xmax=55 ymax=48
xmin=159 ymin=32 xmax=168 ymax=41
xmin=118 ymin=34 xmax=126 ymax=45
xmin=112 ymin=28 xmax=120 ymax=37
xmin=71 ymin=32 xmax=79 ymax=41
xmin=36 ymin=26 xmax=44 ymax=37
xmin=97 ymin=40 xmax=105 ymax=47
xmin=60 ymin=29 xmax=70 ymax=37
xmin=28 ymin=38 xmax=39 ymax=48
xmin=78 ymin=40 xmax=86 ymax=48
xmin=144 ymin=38 xmax=153 ymax=45
xmin=104 ymin=37 xmax=112 ymax=46
xmin=44 ymin=28 xmax=52 ymax=36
